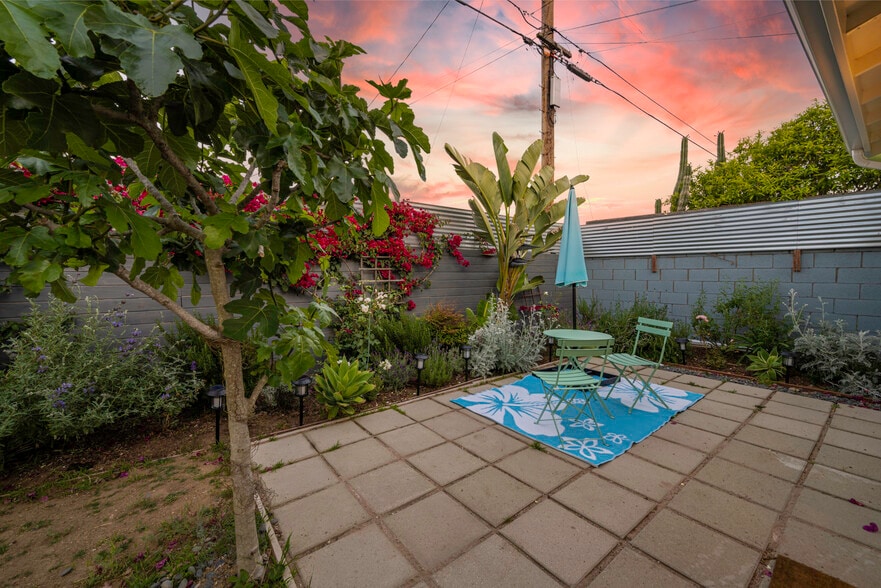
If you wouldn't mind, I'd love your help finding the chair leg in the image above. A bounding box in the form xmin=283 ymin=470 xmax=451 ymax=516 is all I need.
xmin=626 ymin=373 xmax=670 ymax=413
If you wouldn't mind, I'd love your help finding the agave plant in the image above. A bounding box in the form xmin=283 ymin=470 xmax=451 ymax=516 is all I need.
xmin=445 ymin=133 xmax=588 ymax=304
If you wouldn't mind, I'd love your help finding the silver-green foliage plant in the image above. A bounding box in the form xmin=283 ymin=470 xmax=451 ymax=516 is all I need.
xmin=468 ymin=299 xmax=547 ymax=378
xmin=421 ymin=345 xmax=462 ymax=388
xmin=0 ymin=297 xmax=200 ymax=466
xmin=785 ymin=290 xmax=881 ymax=398
xmin=313 ymin=357 xmax=375 ymax=419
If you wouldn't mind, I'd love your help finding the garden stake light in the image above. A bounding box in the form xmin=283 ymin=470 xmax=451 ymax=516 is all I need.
xmin=781 ymin=350 xmax=796 ymax=383
xmin=415 ymin=353 xmax=428 ymax=396
xmin=207 ymin=385 xmax=226 ymax=445
xmin=676 ymin=337 xmax=689 ymax=364
xmin=293 ymin=376 xmax=313 ymax=426
xmin=547 ymin=336 xmax=555 ymax=362
xmin=461 ymin=345 xmax=472 ymax=380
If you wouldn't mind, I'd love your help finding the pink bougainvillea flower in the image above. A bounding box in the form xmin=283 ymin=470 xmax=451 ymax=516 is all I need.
xmin=406 ymin=300 xmax=416 ymax=311
xmin=850 ymin=498 xmax=866 ymax=506
xmin=155 ymin=557 xmax=168 ymax=570
xmin=222 ymin=174 xmax=231 ymax=186
xmin=863 ymin=522 xmax=878 ymax=533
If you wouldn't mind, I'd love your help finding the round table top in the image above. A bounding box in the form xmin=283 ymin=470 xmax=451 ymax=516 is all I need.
xmin=543 ymin=328 xmax=613 ymax=342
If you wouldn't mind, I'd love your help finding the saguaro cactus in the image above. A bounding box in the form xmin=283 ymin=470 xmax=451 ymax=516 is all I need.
xmin=672 ymin=136 xmax=691 ymax=211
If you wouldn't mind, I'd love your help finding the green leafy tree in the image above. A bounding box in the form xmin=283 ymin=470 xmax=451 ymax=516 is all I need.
xmin=445 ymin=133 xmax=587 ymax=304
xmin=689 ymin=102 xmax=881 ymax=209
xmin=0 ymin=0 xmax=428 ymax=577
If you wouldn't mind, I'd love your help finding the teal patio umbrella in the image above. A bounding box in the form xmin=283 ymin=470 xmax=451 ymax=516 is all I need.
xmin=555 ymin=186 xmax=588 ymax=329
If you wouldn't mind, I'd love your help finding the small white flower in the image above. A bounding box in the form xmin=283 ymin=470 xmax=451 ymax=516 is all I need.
xmin=360 ymin=304 xmax=370 ymax=313
xmin=379 ymin=359 xmax=392 ymax=371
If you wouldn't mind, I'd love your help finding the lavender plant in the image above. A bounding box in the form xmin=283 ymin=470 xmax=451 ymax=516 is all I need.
xmin=0 ymin=297 xmax=201 ymax=466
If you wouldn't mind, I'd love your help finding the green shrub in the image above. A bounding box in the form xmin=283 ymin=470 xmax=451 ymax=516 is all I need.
xmin=313 ymin=357 xmax=375 ymax=419
xmin=578 ymin=295 xmax=671 ymax=357
xmin=420 ymin=345 xmax=461 ymax=388
xmin=423 ymin=302 xmax=470 ymax=348
xmin=372 ymin=350 xmax=414 ymax=393
xmin=691 ymin=282 xmax=786 ymax=355
xmin=330 ymin=288 xmax=401 ymax=365
xmin=786 ymin=291 xmax=881 ymax=398
xmin=0 ymin=298 xmax=201 ymax=467
xmin=376 ymin=313 xmax=432 ymax=355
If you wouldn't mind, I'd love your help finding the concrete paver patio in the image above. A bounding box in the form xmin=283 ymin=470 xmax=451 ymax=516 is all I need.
xmin=254 ymin=371 xmax=881 ymax=587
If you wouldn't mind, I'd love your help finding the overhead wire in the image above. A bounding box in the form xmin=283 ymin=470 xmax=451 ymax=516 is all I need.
xmin=560 ymin=0 xmax=698 ymax=32
xmin=463 ymin=0 xmax=716 ymax=155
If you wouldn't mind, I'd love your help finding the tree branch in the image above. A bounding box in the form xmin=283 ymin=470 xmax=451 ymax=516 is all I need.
xmin=247 ymin=374 xmax=269 ymax=415
xmin=253 ymin=160 xmax=286 ymax=231
xmin=122 ymin=157 xmax=205 ymax=241
xmin=230 ymin=158 xmax=258 ymax=205
xmin=113 ymin=265 xmax=222 ymax=343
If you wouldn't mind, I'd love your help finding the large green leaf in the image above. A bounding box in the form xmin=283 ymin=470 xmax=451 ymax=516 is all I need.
xmin=42 ymin=0 xmax=97 ymax=58
xmin=223 ymin=297 xmax=280 ymax=341
xmin=203 ymin=212 xmax=250 ymax=249
xmin=228 ymin=20 xmax=278 ymax=134
xmin=86 ymin=3 xmax=202 ymax=97
xmin=0 ymin=0 xmax=61 ymax=79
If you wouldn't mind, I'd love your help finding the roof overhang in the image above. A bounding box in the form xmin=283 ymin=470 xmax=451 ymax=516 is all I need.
xmin=785 ymin=0 xmax=881 ymax=169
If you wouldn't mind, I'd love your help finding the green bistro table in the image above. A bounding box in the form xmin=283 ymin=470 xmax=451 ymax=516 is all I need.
xmin=544 ymin=328 xmax=613 ymax=348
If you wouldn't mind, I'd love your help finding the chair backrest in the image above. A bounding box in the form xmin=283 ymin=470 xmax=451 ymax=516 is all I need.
xmin=556 ymin=338 xmax=613 ymax=375
xmin=631 ymin=317 xmax=674 ymax=362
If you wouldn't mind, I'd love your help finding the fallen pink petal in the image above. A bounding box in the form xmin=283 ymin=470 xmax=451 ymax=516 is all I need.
xmin=849 ymin=498 xmax=866 ymax=506
xmin=862 ymin=522 xmax=878 ymax=533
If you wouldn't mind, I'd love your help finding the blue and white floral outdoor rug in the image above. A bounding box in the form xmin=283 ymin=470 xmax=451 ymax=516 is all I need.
xmin=452 ymin=374 xmax=703 ymax=466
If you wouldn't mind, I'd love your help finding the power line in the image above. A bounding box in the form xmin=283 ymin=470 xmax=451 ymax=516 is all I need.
xmin=387 ymin=2 xmax=450 ymax=82
xmin=561 ymin=0 xmax=698 ymax=32
xmin=453 ymin=0 xmax=536 ymax=47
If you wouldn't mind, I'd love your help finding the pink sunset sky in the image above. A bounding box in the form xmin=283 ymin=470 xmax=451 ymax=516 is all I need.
xmin=306 ymin=0 xmax=824 ymax=222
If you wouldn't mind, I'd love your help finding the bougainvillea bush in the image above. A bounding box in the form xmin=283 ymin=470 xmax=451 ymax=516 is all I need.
xmin=295 ymin=200 xmax=469 ymax=299
xmin=0 ymin=298 xmax=201 ymax=468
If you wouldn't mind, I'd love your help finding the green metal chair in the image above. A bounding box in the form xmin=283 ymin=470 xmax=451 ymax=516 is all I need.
xmin=532 ymin=337 xmax=614 ymax=445
xmin=605 ymin=317 xmax=674 ymax=412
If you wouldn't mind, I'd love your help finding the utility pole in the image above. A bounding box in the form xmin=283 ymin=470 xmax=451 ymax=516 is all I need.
xmin=540 ymin=0 xmax=555 ymax=171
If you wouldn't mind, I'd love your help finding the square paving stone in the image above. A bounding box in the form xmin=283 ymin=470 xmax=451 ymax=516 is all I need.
xmin=447 ymin=466 xmax=541 ymax=526
xmin=355 ymin=408 xmax=415 ymax=435
xmin=272 ymin=483 xmax=370 ymax=554
xmin=691 ymin=398 xmax=754 ymax=422
xmin=669 ymin=480 xmax=778 ymax=548
xmin=792 ymin=487 xmax=881 ymax=549
xmin=296 ymin=523 xmax=417 ymax=588
xmin=399 ymin=398 xmax=452 ymax=421
xmin=715 ymin=440 xmax=806 ymax=482
xmin=432 ymin=389 xmax=472 ymax=403
xmin=831 ymin=414 xmax=881 ymax=438
xmin=805 ymin=464 xmax=881 ymax=509
xmin=750 ymin=412 xmax=823 ymax=441
xmin=552 ymin=472 xmax=655 ymax=537
xmin=349 ymin=460 xmax=435 ymax=514
xmin=260 ymin=456 xmax=337 ymax=507
xmin=653 ymin=422 xmax=726 ymax=453
xmin=735 ymin=424 xmax=815 ymax=459
xmin=629 ymin=436 xmax=707 ymax=474
xmin=433 ymin=534 xmax=560 ymax=588
xmin=496 ymin=448 xmax=582 ymax=494
xmin=321 ymin=437 xmax=396 ymax=479
xmin=378 ymin=423 xmax=446 ymax=456
xmin=714 ymin=381 xmax=772 ymax=398
xmin=501 ymin=499 xmax=617 ymax=585
xmin=408 ymin=442 xmax=486 ymax=486
xmin=589 ymin=546 xmax=697 ymax=588
xmin=304 ymin=420 xmax=370 ymax=452
xmin=836 ymin=403 xmax=881 ymax=425
xmin=423 ymin=410 xmax=487 ymax=440
xmin=814 ymin=444 xmax=881 ymax=482
xmin=704 ymin=389 xmax=765 ymax=409
xmin=384 ymin=491 xmax=491 ymax=571
xmin=595 ymin=453 xmax=684 ymax=501
xmin=632 ymin=510 xmax=761 ymax=587
xmin=777 ymin=519 xmax=881 ymax=588
xmin=670 ymin=374 xmax=722 ymax=391
xmin=770 ymin=391 xmax=833 ymax=412
xmin=251 ymin=434 xmax=316 ymax=469
xmin=695 ymin=457 xmax=794 ymax=511
xmin=823 ymin=428 xmax=881 ymax=458
xmin=762 ymin=400 xmax=829 ymax=425
xmin=673 ymin=410 xmax=741 ymax=436
xmin=455 ymin=427 xmax=528 ymax=462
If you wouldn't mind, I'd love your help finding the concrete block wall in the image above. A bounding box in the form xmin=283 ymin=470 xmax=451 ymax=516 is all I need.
xmin=2 ymin=246 xmax=879 ymax=335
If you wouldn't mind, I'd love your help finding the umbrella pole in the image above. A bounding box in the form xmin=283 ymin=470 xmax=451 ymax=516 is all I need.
xmin=571 ymin=284 xmax=577 ymax=329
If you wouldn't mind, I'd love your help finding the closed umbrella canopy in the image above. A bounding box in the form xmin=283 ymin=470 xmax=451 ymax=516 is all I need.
xmin=555 ymin=186 xmax=588 ymax=328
